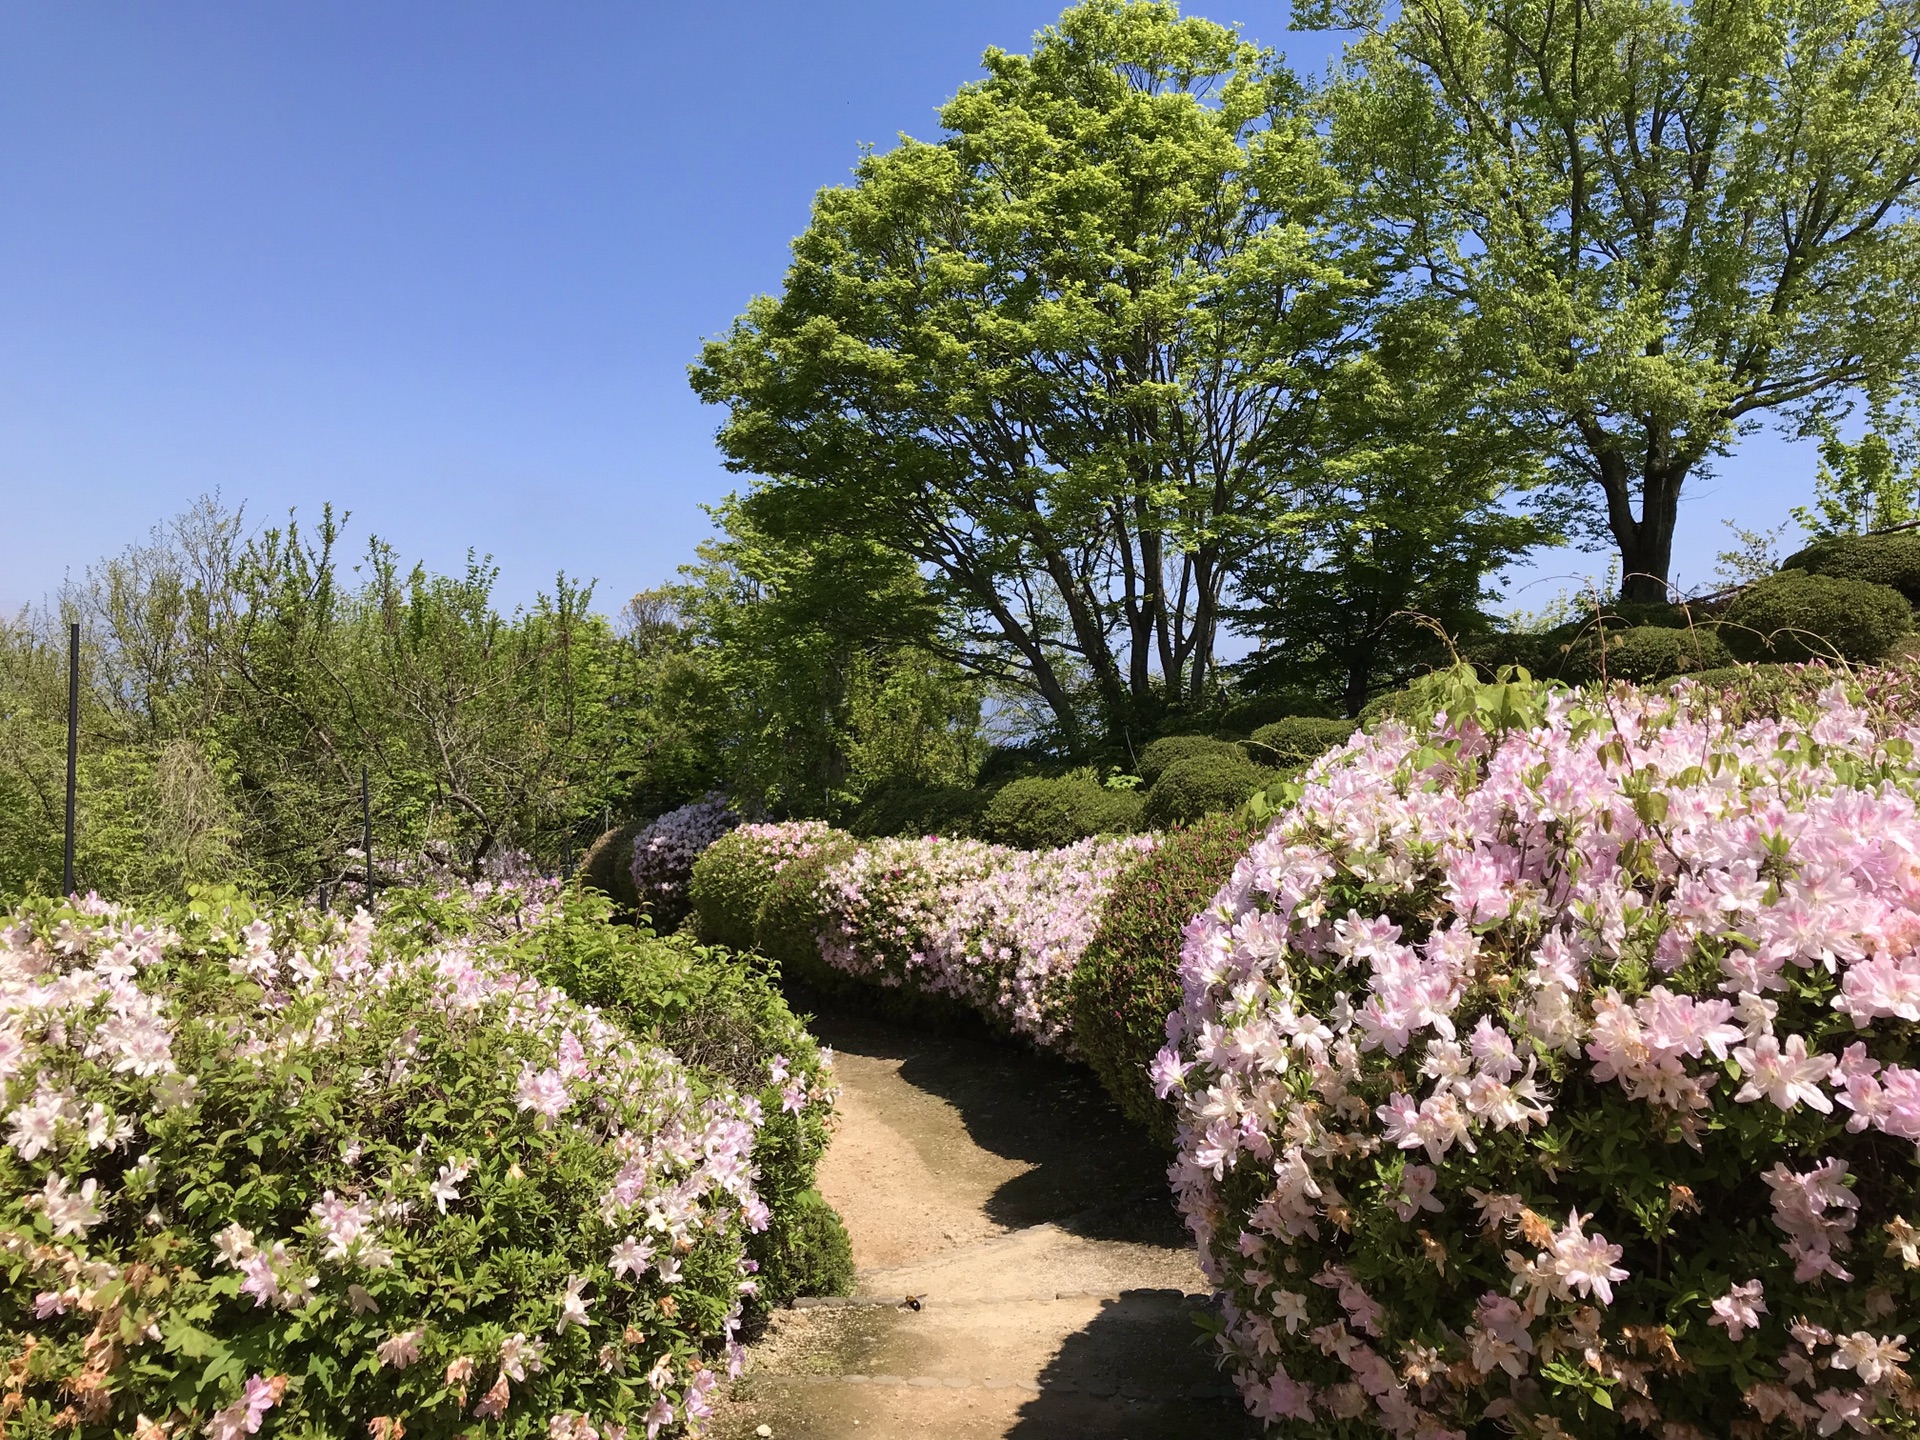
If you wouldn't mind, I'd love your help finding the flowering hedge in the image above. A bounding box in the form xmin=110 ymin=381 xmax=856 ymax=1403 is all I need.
xmin=688 ymin=822 xmax=841 ymax=952
xmin=1159 ymin=671 xmax=1920 ymax=1437
xmin=629 ymin=796 xmax=741 ymax=931
xmin=792 ymin=831 xmax=1152 ymax=1052
xmin=1 ymin=883 xmax=835 ymax=1439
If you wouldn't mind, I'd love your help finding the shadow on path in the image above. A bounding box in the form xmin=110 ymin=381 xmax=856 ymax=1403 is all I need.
xmin=805 ymin=1006 xmax=1185 ymax=1246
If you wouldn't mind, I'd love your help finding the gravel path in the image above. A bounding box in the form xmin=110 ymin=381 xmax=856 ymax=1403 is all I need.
xmin=707 ymin=1012 xmax=1257 ymax=1439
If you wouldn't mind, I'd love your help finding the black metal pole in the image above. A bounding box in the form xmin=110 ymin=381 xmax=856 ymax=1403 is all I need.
xmin=361 ymin=764 xmax=373 ymax=909
xmin=63 ymin=622 xmax=79 ymax=896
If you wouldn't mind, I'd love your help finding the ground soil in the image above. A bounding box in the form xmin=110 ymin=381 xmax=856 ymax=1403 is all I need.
xmin=706 ymin=1010 xmax=1258 ymax=1440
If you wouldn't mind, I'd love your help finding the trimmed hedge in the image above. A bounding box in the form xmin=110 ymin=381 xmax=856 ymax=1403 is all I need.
xmin=1247 ymin=716 xmax=1358 ymax=770
xmin=752 ymin=830 xmax=864 ymax=994
xmin=847 ymin=778 xmax=992 ymax=839
xmin=973 ymin=773 xmax=1144 ymax=849
xmin=1721 ymin=571 xmax=1913 ymax=663
xmin=1069 ymin=811 xmax=1252 ymax=1141
xmin=575 ymin=820 xmax=641 ymax=911
xmin=1783 ymin=530 xmax=1920 ymax=602
xmin=689 ymin=821 xmax=839 ymax=950
xmin=1135 ymin=734 xmax=1246 ymax=786
xmin=1562 ymin=622 xmax=1733 ymax=683
xmin=1142 ymin=754 xmax=1268 ymax=828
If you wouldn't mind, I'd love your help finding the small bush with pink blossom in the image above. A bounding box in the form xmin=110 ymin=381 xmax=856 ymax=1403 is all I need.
xmin=0 ymin=882 xmax=833 ymax=1440
xmin=628 ymin=796 xmax=742 ymax=931
xmin=1160 ymin=669 xmax=1920 ymax=1438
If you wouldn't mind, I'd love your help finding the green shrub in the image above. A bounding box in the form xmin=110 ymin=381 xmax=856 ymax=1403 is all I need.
xmin=1141 ymin=754 xmax=1266 ymax=828
xmin=1135 ymin=734 xmax=1246 ymax=786
xmin=574 ymin=820 xmax=640 ymax=911
xmin=1247 ymin=716 xmax=1358 ymax=771
xmin=751 ymin=1189 xmax=855 ymax=1307
xmin=1561 ymin=623 xmax=1733 ymax=683
xmin=1070 ymin=811 xmax=1251 ymax=1141
xmin=689 ymin=820 xmax=839 ymax=949
xmin=1357 ymin=664 xmax=1480 ymax=730
xmin=1660 ymin=661 xmax=1846 ymax=724
xmin=974 ymin=773 xmax=1145 ymax=849
xmin=1782 ymin=530 xmax=1920 ymax=602
xmin=847 ymin=778 xmax=992 ymax=838
xmin=753 ymin=830 xmax=863 ymax=993
xmin=1721 ymin=571 xmax=1912 ymax=663
xmin=1216 ymin=689 xmax=1337 ymax=733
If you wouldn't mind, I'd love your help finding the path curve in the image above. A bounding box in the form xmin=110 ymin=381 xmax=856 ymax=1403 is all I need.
xmin=708 ymin=1011 xmax=1256 ymax=1439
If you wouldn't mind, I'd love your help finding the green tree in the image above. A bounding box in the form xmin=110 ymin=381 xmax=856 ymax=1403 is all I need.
xmin=1316 ymin=0 xmax=1920 ymax=603
xmin=692 ymin=0 xmax=1375 ymax=751
xmin=1792 ymin=397 xmax=1920 ymax=538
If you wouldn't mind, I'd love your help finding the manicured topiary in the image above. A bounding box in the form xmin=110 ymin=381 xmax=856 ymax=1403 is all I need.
xmin=1784 ymin=531 xmax=1920 ymax=602
xmin=749 ymin=1189 xmax=854 ymax=1308
xmin=847 ymin=779 xmax=992 ymax=839
xmin=1561 ymin=623 xmax=1734 ymax=683
xmin=753 ymin=830 xmax=863 ymax=993
xmin=1142 ymin=753 xmax=1267 ymax=828
xmin=974 ymin=773 xmax=1144 ymax=849
xmin=628 ymin=793 xmax=741 ymax=932
xmin=1162 ymin=671 xmax=1920 ymax=1437
xmin=1136 ymin=734 xmax=1247 ymax=786
xmin=1721 ymin=571 xmax=1912 ymax=663
xmin=575 ymin=820 xmax=641 ymax=911
xmin=1248 ymin=716 xmax=1359 ymax=771
xmin=1070 ymin=811 xmax=1252 ymax=1141
xmin=689 ymin=821 xmax=839 ymax=950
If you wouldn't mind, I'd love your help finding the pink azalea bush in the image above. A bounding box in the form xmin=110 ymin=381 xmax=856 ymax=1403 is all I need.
xmin=688 ymin=821 xmax=841 ymax=951
xmin=814 ymin=832 xmax=1154 ymax=1051
xmin=1159 ymin=671 xmax=1920 ymax=1437
xmin=0 ymin=883 xmax=827 ymax=1439
xmin=629 ymin=795 xmax=741 ymax=929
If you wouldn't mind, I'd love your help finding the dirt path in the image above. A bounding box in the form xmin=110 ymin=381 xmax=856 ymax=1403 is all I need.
xmin=707 ymin=1012 xmax=1256 ymax=1439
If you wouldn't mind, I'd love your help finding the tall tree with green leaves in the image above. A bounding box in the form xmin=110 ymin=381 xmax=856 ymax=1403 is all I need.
xmin=1315 ymin=0 xmax=1920 ymax=602
xmin=692 ymin=0 xmax=1375 ymax=751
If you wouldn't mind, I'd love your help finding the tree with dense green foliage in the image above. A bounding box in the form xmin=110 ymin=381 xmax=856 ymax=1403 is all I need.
xmin=1792 ymin=398 xmax=1920 ymax=539
xmin=692 ymin=0 xmax=1380 ymax=749
xmin=1316 ymin=0 xmax=1920 ymax=603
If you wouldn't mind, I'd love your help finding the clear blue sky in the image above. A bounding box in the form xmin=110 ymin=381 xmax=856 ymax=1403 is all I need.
xmin=0 ymin=0 xmax=1819 ymax=618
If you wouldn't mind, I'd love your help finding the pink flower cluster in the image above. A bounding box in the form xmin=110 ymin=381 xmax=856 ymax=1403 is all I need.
xmin=814 ymin=832 xmax=1153 ymax=1050
xmin=2 ymin=887 xmax=781 ymax=1438
xmin=1160 ymin=676 xmax=1920 ymax=1436
xmin=629 ymin=793 xmax=741 ymax=917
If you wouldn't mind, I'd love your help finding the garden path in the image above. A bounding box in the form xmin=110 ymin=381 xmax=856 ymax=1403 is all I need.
xmin=707 ymin=1011 xmax=1257 ymax=1439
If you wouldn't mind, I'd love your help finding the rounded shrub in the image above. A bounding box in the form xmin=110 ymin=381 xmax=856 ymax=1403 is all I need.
xmin=753 ymin=829 xmax=863 ymax=993
xmin=1136 ymin=734 xmax=1247 ymax=786
xmin=1069 ymin=811 xmax=1252 ymax=1141
xmin=1721 ymin=571 xmax=1912 ymax=663
xmin=847 ymin=779 xmax=991 ymax=839
xmin=1248 ymin=716 xmax=1359 ymax=771
xmin=974 ymin=773 xmax=1144 ymax=849
xmin=1162 ymin=673 xmax=1920 ymax=1437
xmin=1784 ymin=531 xmax=1920 ymax=602
xmin=1 ymin=884 xmax=826 ymax=1440
xmin=689 ymin=820 xmax=839 ymax=950
xmin=1561 ymin=622 xmax=1734 ymax=683
xmin=1141 ymin=754 xmax=1266 ymax=829
xmin=574 ymin=820 xmax=641 ymax=911
xmin=628 ymin=793 xmax=741 ymax=931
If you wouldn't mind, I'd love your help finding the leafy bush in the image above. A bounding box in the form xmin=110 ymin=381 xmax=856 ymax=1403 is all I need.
xmin=1142 ymin=754 xmax=1267 ymax=828
xmin=1784 ymin=531 xmax=1920 ymax=603
xmin=974 ymin=773 xmax=1144 ymax=849
xmin=752 ymin=830 xmax=864 ymax=993
xmin=1722 ymin=571 xmax=1913 ymax=664
xmin=0 ymin=883 xmax=838 ymax=1439
xmin=689 ymin=821 xmax=840 ymax=950
xmin=1559 ymin=623 xmax=1734 ymax=683
xmin=1160 ymin=673 xmax=1920 ymax=1436
xmin=575 ymin=821 xmax=641 ymax=912
xmin=1248 ymin=717 xmax=1358 ymax=771
xmin=484 ymin=887 xmax=848 ymax=1311
xmin=1136 ymin=735 xmax=1246 ymax=786
xmin=846 ymin=779 xmax=991 ymax=839
xmin=628 ymin=793 xmax=741 ymax=931
xmin=1070 ymin=812 xmax=1251 ymax=1141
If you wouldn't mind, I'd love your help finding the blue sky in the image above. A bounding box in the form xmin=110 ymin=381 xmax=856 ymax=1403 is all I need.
xmin=0 ymin=1 xmax=1818 ymax=618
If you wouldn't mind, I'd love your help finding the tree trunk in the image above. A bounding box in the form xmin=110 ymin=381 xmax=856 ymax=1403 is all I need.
xmin=1593 ymin=441 xmax=1689 ymax=606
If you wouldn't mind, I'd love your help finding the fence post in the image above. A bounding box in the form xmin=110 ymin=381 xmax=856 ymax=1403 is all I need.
xmin=362 ymin=764 xmax=374 ymax=909
xmin=63 ymin=622 xmax=79 ymax=896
